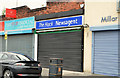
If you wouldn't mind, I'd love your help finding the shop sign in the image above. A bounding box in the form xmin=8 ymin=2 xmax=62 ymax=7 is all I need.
xmin=0 ymin=22 xmax=4 ymax=35
xmin=5 ymin=17 xmax=34 ymax=34
xmin=6 ymin=8 xmax=16 ymax=18
xmin=0 ymin=22 xmax=4 ymax=31
xmin=36 ymin=16 xmax=83 ymax=29
xmin=101 ymin=16 xmax=118 ymax=23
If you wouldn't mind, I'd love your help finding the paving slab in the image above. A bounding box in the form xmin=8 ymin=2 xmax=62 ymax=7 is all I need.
xmin=41 ymin=68 xmax=102 ymax=76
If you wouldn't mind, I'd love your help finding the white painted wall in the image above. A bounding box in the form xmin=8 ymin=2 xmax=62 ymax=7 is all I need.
xmin=85 ymin=1 xmax=118 ymax=26
xmin=18 ymin=0 xmax=46 ymax=9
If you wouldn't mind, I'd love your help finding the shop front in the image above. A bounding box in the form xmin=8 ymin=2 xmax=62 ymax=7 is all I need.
xmin=90 ymin=25 xmax=120 ymax=76
xmin=35 ymin=10 xmax=84 ymax=71
xmin=4 ymin=17 xmax=35 ymax=58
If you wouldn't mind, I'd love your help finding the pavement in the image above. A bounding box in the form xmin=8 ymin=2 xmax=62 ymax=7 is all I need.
xmin=41 ymin=68 xmax=101 ymax=76
xmin=41 ymin=68 xmax=120 ymax=78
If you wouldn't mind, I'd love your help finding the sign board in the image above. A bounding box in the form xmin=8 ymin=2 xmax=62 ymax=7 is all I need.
xmin=36 ymin=16 xmax=83 ymax=30
xmin=5 ymin=17 xmax=34 ymax=34
xmin=0 ymin=22 xmax=4 ymax=31
xmin=6 ymin=8 xmax=16 ymax=18
xmin=0 ymin=22 xmax=4 ymax=35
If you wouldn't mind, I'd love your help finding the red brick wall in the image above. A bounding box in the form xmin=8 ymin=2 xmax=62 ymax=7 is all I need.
xmin=1 ymin=2 xmax=84 ymax=21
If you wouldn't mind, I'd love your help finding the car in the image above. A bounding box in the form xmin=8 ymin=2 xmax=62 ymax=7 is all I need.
xmin=0 ymin=52 xmax=42 ymax=78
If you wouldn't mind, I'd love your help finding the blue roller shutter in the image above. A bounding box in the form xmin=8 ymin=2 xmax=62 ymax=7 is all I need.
xmin=93 ymin=30 xmax=119 ymax=76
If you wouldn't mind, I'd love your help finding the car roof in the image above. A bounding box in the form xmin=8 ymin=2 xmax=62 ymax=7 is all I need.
xmin=0 ymin=52 xmax=25 ymax=56
xmin=0 ymin=52 xmax=34 ymax=61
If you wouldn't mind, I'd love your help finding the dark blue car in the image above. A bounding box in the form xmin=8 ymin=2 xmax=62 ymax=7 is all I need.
xmin=0 ymin=52 xmax=42 ymax=78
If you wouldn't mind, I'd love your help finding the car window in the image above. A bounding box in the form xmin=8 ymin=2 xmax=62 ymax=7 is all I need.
xmin=1 ymin=54 xmax=9 ymax=60
xmin=11 ymin=55 xmax=21 ymax=60
xmin=17 ymin=54 xmax=32 ymax=61
xmin=0 ymin=53 xmax=3 ymax=60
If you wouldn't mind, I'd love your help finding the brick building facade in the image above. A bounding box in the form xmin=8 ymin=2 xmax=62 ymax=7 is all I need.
xmin=1 ymin=2 xmax=84 ymax=21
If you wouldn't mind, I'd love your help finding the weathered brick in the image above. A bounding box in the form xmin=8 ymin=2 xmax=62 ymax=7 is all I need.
xmin=1 ymin=1 xmax=84 ymax=21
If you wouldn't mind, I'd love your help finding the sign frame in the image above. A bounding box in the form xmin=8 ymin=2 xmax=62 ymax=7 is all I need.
xmin=36 ymin=16 xmax=83 ymax=30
